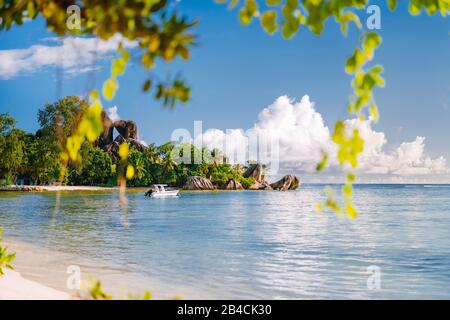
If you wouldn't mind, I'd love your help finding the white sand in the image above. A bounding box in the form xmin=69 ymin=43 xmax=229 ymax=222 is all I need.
xmin=0 ymin=240 xmax=204 ymax=300
xmin=0 ymin=185 xmax=118 ymax=192
xmin=0 ymin=269 xmax=71 ymax=300
xmin=41 ymin=186 xmax=118 ymax=191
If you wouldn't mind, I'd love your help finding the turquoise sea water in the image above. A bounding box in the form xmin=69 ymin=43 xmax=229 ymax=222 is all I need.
xmin=1 ymin=184 xmax=450 ymax=299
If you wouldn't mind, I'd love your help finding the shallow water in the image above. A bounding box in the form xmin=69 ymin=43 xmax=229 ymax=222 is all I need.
xmin=1 ymin=184 xmax=450 ymax=299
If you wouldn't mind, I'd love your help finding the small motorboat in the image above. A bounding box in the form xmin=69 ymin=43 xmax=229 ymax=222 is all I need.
xmin=145 ymin=184 xmax=179 ymax=198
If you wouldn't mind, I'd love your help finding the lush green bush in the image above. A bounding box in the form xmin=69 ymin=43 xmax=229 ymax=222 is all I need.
xmin=126 ymin=148 xmax=153 ymax=187
xmin=0 ymin=114 xmax=25 ymax=183
xmin=239 ymin=177 xmax=255 ymax=189
xmin=68 ymin=143 xmax=113 ymax=186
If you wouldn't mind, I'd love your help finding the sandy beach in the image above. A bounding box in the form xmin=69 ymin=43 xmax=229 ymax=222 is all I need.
xmin=0 ymin=241 xmax=79 ymax=299
xmin=0 ymin=240 xmax=140 ymax=300
xmin=0 ymin=185 xmax=118 ymax=192
xmin=0 ymin=269 xmax=71 ymax=300
xmin=0 ymin=240 xmax=203 ymax=300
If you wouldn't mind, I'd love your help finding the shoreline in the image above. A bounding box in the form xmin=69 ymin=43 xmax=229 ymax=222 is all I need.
xmin=0 ymin=185 xmax=118 ymax=192
xmin=0 ymin=269 xmax=71 ymax=300
xmin=1 ymin=239 xmax=209 ymax=300
xmin=1 ymin=183 xmax=449 ymax=194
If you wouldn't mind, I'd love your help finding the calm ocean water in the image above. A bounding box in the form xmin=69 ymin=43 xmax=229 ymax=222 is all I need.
xmin=1 ymin=184 xmax=450 ymax=299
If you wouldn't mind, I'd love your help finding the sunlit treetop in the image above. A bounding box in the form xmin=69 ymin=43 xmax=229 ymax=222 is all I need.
xmin=0 ymin=113 xmax=16 ymax=136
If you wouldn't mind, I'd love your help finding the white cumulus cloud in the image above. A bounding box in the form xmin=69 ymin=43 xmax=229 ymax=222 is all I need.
xmin=197 ymin=95 xmax=449 ymax=181
xmin=0 ymin=34 xmax=137 ymax=79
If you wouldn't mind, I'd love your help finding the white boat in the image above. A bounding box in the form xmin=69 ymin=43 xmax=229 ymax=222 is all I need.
xmin=145 ymin=184 xmax=179 ymax=198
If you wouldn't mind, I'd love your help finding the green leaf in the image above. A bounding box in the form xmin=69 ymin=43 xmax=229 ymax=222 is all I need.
xmin=345 ymin=49 xmax=365 ymax=73
xmin=102 ymin=78 xmax=119 ymax=101
xmin=227 ymin=0 xmax=240 ymax=9
xmin=345 ymin=203 xmax=358 ymax=219
xmin=281 ymin=17 xmax=300 ymax=39
xmin=27 ymin=1 xmax=36 ymax=18
xmin=285 ymin=0 xmax=299 ymax=9
xmin=316 ymin=153 xmax=328 ymax=172
xmin=370 ymin=103 xmax=379 ymax=122
xmin=339 ymin=11 xmax=362 ymax=35
xmin=409 ymin=0 xmax=422 ymax=15
xmin=143 ymin=79 xmax=152 ymax=92
xmin=387 ymin=0 xmax=397 ymax=11
xmin=347 ymin=173 xmax=356 ymax=183
xmin=239 ymin=0 xmax=259 ymax=25
xmin=89 ymin=89 xmax=99 ymax=101
xmin=424 ymin=1 xmax=438 ymax=15
xmin=261 ymin=11 xmax=278 ymax=34
xmin=343 ymin=184 xmax=352 ymax=198
xmin=112 ymin=59 xmax=126 ymax=77
xmin=363 ymin=32 xmax=382 ymax=58
xmin=266 ymin=0 xmax=282 ymax=6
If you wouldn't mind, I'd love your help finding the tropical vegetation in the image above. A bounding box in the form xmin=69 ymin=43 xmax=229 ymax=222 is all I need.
xmin=0 ymin=96 xmax=254 ymax=189
xmin=0 ymin=227 xmax=15 ymax=276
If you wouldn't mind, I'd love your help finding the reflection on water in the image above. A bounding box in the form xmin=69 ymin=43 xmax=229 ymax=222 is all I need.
xmin=1 ymin=185 xmax=450 ymax=299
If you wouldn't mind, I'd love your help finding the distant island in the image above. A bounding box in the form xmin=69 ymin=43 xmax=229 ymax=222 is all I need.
xmin=0 ymin=96 xmax=299 ymax=192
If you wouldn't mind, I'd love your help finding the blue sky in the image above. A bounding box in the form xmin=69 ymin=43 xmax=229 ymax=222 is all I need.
xmin=0 ymin=1 xmax=449 ymax=181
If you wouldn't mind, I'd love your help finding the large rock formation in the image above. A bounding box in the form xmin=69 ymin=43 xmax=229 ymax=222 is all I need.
xmin=243 ymin=163 xmax=274 ymax=190
xmin=270 ymin=175 xmax=300 ymax=191
xmin=247 ymin=181 xmax=272 ymax=190
xmin=96 ymin=112 xmax=147 ymax=161
xmin=183 ymin=176 xmax=215 ymax=190
xmin=96 ymin=110 xmax=115 ymax=147
xmin=114 ymin=120 xmax=139 ymax=140
xmin=224 ymin=179 xmax=244 ymax=190
xmin=243 ymin=164 xmax=264 ymax=182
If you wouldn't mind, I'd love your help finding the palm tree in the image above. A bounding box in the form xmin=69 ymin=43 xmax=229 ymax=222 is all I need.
xmin=133 ymin=157 xmax=147 ymax=180
xmin=162 ymin=153 xmax=175 ymax=172
xmin=211 ymin=148 xmax=223 ymax=166
xmin=146 ymin=143 xmax=160 ymax=164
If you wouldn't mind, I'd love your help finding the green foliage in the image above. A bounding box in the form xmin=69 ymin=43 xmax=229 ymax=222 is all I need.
xmin=0 ymin=114 xmax=26 ymax=183
xmin=0 ymin=0 xmax=197 ymax=108
xmin=0 ymin=113 xmax=15 ymax=135
xmin=26 ymin=135 xmax=62 ymax=185
xmin=128 ymin=291 xmax=152 ymax=300
xmin=0 ymin=227 xmax=16 ymax=276
xmin=38 ymin=95 xmax=91 ymax=165
xmin=1 ymin=109 xmax=258 ymax=188
xmin=316 ymin=152 xmax=328 ymax=172
xmin=38 ymin=96 xmax=88 ymax=142
xmin=239 ymin=0 xmax=259 ymax=25
xmin=37 ymin=96 xmax=92 ymax=183
xmin=261 ymin=10 xmax=278 ymax=34
xmin=88 ymin=280 xmax=112 ymax=300
xmin=64 ymin=93 xmax=104 ymax=164
xmin=87 ymin=277 xmax=153 ymax=300
xmin=68 ymin=143 xmax=113 ymax=186
xmin=316 ymin=173 xmax=358 ymax=219
xmin=217 ymin=0 xmax=449 ymax=38
xmin=126 ymin=148 xmax=153 ymax=187
xmin=155 ymin=76 xmax=191 ymax=109
xmin=239 ymin=177 xmax=255 ymax=189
